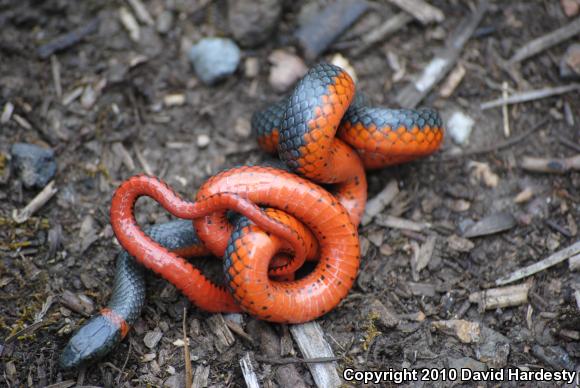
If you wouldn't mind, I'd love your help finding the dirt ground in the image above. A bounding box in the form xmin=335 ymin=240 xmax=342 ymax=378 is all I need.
xmin=1 ymin=0 xmax=579 ymax=387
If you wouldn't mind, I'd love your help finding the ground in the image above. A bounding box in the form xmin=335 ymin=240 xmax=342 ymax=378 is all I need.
xmin=0 ymin=0 xmax=579 ymax=387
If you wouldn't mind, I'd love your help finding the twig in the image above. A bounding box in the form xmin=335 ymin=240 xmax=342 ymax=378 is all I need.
xmin=115 ymin=341 xmax=132 ymax=386
xmin=183 ymin=308 xmax=192 ymax=388
xmin=396 ymin=0 xmax=488 ymax=107
xmin=480 ymin=84 xmax=580 ymax=110
xmin=12 ymin=181 xmax=58 ymax=223
xmin=509 ymin=17 xmax=580 ymax=63
xmin=290 ymin=322 xmax=342 ymax=388
xmin=558 ymin=136 xmax=580 ymax=153
xmin=51 ymin=55 xmax=62 ymax=98
xmin=351 ymin=13 xmax=413 ymax=56
xmin=496 ymin=241 xmax=580 ymax=285
xmin=37 ymin=18 xmax=100 ymax=59
xmin=126 ymin=0 xmax=154 ymax=26
xmin=376 ymin=215 xmax=429 ymax=232
xmin=520 ymin=154 xmax=580 ymax=174
xmin=240 ymin=353 xmax=260 ymax=388
xmin=255 ymin=356 xmax=341 ymax=365
xmin=361 ymin=180 xmax=398 ymax=226
xmin=386 ymin=0 xmax=444 ymax=25
xmin=469 ymin=283 xmax=531 ymax=310
xmin=119 ymin=6 xmax=140 ymax=42
xmin=502 ymin=81 xmax=510 ymax=137
xmin=437 ymin=117 xmax=549 ymax=161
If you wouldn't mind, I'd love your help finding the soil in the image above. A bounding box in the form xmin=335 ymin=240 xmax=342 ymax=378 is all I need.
xmin=1 ymin=0 xmax=579 ymax=387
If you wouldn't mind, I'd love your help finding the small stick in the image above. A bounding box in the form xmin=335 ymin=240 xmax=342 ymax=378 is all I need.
xmin=37 ymin=18 xmax=100 ymax=59
xmin=240 ymin=353 xmax=260 ymax=388
xmin=351 ymin=12 xmax=413 ymax=56
xmin=496 ymin=241 xmax=580 ymax=285
xmin=558 ymin=136 xmax=580 ymax=153
xmin=376 ymin=215 xmax=429 ymax=232
xmin=126 ymin=0 xmax=154 ymax=26
xmin=469 ymin=283 xmax=531 ymax=310
xmin=12 ymin=181 xmax=58 ymax=224
xmin=396 ymin=0 xmax=488 ymax=107
xmin=510 ymin=17 xmax=580 ymax=64
xmin=119 ymin=6 xmax=140 ymax=42
xmin=1 ymin=102 xmax=14 ymax=123
xmin=502 ymin=81 xmax=510 ymax=137
xmin=134 ymin=146 xmax=154 ymax=175
xmin=575 ymin=290 xmax=580 ymax=310
xmin=51 ymin=55 xmax=62 ymax=98
xmin=569 ymin=253 xmax=580 ymax=271
xmin=290 ymin=322 xmax=342 ymax=388
xmin=361 ymin=179 xmax=398 ymax=226
xmin=520 ymin=154 xmax=580 ymax=174
xmin=480 ymin=84 xmax=580 ymax=110
xmin=183 ymin=308 xmax=192 ymax=388
xmin=255 ymin=356 xmax=341 ymax=365
xmin=386 ymin=0 xmax=444 ymax=25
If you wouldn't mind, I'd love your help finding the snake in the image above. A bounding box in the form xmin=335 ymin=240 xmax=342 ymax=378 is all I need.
xmin=60 ymin=63 xmax=444 ymax=368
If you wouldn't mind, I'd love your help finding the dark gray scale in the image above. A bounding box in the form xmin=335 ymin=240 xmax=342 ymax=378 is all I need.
xmin=251 ymin=99 xmax=287 ymax=138
xmin=342 ymin=106 xmax=443 ymax=132
xmin=278 ymin=63 xmax=344 ymax=171
xmin=60 ymin=220 xmax=201 ymax=369
xmin=223 ymin=214 xmax=252 ymax=286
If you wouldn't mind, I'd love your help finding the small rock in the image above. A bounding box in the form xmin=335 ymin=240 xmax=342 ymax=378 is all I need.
xmin=475 ymin=326 xmax=510 ymax=368
xmin=448 ymin=356 xmax=487 ymax=374
xmin=268 ymin=50 xmax=308 ymax=92
xmin=561 ymin=0 xmax=580 ymax=17
xmin=532 ymin=345 xmax=576 ymax=370
xmin=197 ymin=134 xmax=210 ymax=148
xmin=560 ymin=43 xmax=580 ymax=80
xmin=144 ymin=330 xmax=163 ymax=349
xmin=188 ymin=38 xmax=241 ymax=85
xmin=156 ymin=10 xmax=174 ymax=34
xmin=10 ymin=143 xmax=57 ymax=189
xmin=228 ymin=0 xmax=282 ymax=47
xmin=447 ymin=111 xmax=474 ymax=145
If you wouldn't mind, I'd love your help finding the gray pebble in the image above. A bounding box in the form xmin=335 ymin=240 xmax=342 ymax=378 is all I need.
xmin=188 ymin=38 xmax=240 ymax=85
xmin=143 ymin=330 xmax=163 ymax=349
xmin=10 ymin=143 xmax=57 ymax=189
xmin=228 ymin=0 xmax=282 ymax=47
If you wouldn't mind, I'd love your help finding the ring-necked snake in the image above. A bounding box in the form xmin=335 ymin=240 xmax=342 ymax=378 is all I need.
xmin=60 ymin=63 xmax=444 ymax=368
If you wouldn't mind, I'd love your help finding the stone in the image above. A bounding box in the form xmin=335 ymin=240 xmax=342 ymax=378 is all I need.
xmin=228 ymin=0 xmax=282 ymax=47
xmin=560 ymin=43 xmax=580 ymax=80
xmin=10 ymin=143 xmax=57 ymax=189
xmin=188 ymin=38 xmax=241 ymax=85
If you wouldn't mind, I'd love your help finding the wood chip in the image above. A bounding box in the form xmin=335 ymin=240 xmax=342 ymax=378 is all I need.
xmin=376 ymin=215 xmax=429 ymax=232
xmin=514 ymin=187 xmax=534 ymax=203
xmin=0 ymin=101 xmax=14 ymax=123
xmin=127 ymin=0 xmax=154 ymax=26
xmin=520 ymin=154 xmax=580 ymax=174
xmin=207 ymin=314 xmax=235 ymax=353
xmin=386 ymin=0 xmax=444 ymax=25
xmin=13 ymin=114 xmax=32 ymax=130
xmin=509 ymin=17 xmax=580 ymax=63
xmin=163 ymin=94 xmax=186 ymax=107
xmin=12 ymin=181 xmax=58 ymax=223
xmin=112 ymin=142 xmax=135 ymax=171
xmin=407 ymin=282 xmax=436 ymax=297
xmin=480 ymin=84 xmax=580 ymax=110
xmin=468 ymin=161 xmax=499 ymax=187
xmin=569 ymin=253 xmax=580 ymax=271
xmin=396 ymin=0 xmax=488 ymax=107
xmin=411 ymin=235 xmax=437 ymax=278
xmin=446 ymin=234 xmax=475 ymax=252
xmin=431 ymin=320 xmax=481 ymax=343
xmin=290 ymin=322 xmax=341 ymax=388
xmin=119 ymin=6 xmax=140 ymax=42
xmin=191 ymin=365 xmax=210 ymax=388
xmin=240 ymin=353 xmax=260 ymax=388
xmin=496 ymin=241 xmax=580 ymax=285
xmin=364 ymin=299 xmax=399 ymax=328
xmin=469 ymin=283 xmax=531 ymax=310
xmin=462 ymin=212 xmax=516 ymax=238
xmin=439 ymin=63 xmax=466 ymax=97
xmin=361 ymin=179 xmax=398 ymax=226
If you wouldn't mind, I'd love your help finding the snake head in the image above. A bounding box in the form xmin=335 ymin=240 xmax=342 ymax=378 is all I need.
xmin=60 ymin=315 xmax=122 ymax=369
